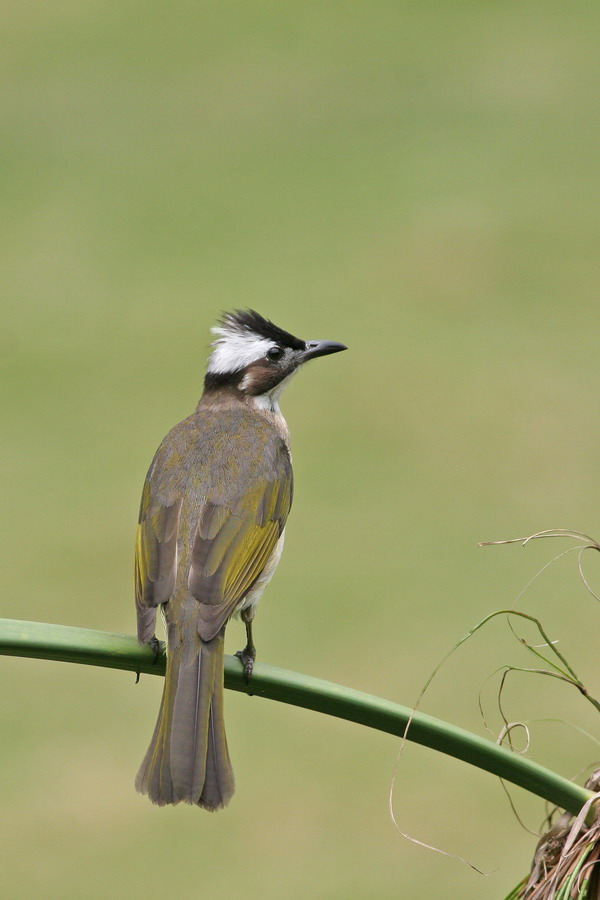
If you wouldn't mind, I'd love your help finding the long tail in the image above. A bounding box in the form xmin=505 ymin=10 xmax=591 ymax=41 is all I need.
xmin=135 ymin=630 xmax=235 ymax=811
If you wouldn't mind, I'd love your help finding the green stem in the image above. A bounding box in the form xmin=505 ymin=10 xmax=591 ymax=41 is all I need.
xmin=0 ymin=617 xmax=593 ymax=817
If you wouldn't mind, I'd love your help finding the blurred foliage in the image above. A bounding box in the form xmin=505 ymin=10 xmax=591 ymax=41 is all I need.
xmin=3 ymin=1 xmax=600 ymax=897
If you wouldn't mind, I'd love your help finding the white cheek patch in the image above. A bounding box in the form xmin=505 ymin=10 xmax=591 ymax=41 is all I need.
xmin=208 ymin=327 xmax=273 ymax=374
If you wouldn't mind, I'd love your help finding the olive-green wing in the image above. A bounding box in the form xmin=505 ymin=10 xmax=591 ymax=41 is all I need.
xmin=135 ymin=480 xmax=182 ymax=644
xmin=189 ymin=457 xmax=293 ymax=642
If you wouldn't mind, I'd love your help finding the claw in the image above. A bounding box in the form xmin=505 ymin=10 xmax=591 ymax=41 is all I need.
xmin=235 ymin=645 xmax=256 ymax=682
xmin=149 ymin=636 xmax=165 ymax=665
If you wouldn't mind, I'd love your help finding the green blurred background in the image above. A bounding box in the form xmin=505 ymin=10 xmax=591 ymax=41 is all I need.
xmin=3 ymin=2 xmax=600 ymax=897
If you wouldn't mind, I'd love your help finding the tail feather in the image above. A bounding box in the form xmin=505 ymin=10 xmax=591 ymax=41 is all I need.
xmin=136 ymin=631 xmax=235 ymax=810
xmin=199 ymin=672 xmax=236 ymax=810
xmin=135 ymin=692 xmax=178 ymax=805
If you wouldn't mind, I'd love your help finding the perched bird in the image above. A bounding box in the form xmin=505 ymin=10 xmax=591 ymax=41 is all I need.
xmin=135 ymin=309 xmax=346 ymax=810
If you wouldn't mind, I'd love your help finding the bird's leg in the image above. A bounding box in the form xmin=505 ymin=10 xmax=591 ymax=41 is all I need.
xmin=235 ymin=610 xmax=256 ymax=681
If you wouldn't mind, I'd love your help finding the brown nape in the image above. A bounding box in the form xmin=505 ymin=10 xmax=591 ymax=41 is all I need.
xmin=203 ymin=370 xmax=244 ymax=394
xmin=197 ymin=383 xmax=245 ymax=409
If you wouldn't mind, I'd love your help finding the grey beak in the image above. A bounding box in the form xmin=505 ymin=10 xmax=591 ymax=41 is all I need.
xmin=302 ymin=340 xmax=348 ymax=362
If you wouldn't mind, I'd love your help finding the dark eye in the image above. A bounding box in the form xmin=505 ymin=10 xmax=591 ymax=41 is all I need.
xmin=266 ymin=346 xmax=283 ymax=361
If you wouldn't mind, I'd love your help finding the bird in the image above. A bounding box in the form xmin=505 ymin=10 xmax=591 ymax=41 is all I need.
xmin=134 ymin=309 xmax=347 ymax=810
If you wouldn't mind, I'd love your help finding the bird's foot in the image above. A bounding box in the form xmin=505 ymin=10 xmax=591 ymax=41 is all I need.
xmin=149 ymin=636 xmax=165 ymax=665
xmin=235 ymin=645 xmax=256 ymax=681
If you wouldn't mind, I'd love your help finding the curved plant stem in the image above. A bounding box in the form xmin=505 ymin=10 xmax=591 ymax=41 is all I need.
xmin=0 ymin=617 xmax=593 ymax=817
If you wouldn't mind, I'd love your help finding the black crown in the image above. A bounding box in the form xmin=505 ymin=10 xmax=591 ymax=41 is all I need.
xmin=219 ymin=309 xmax=305 ymax=351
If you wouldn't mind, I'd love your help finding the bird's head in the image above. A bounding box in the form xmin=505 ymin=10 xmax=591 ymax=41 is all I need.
xmin=203 ymin=309 xmax=347 ymax=410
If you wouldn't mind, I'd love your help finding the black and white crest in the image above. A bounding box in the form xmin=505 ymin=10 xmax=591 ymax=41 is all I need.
xmin=208 ymin=309 xmax=305 ymax=375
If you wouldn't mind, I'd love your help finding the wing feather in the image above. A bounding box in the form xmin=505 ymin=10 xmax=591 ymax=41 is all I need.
xmin=135 ymin=489 xmax=182 ymax=643
xmin=190 ymin=448 xmax=293 ymax=642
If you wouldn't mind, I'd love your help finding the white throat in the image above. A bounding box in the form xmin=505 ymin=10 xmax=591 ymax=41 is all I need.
xmin=246 ymin=370 xmax=297 ymax=415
